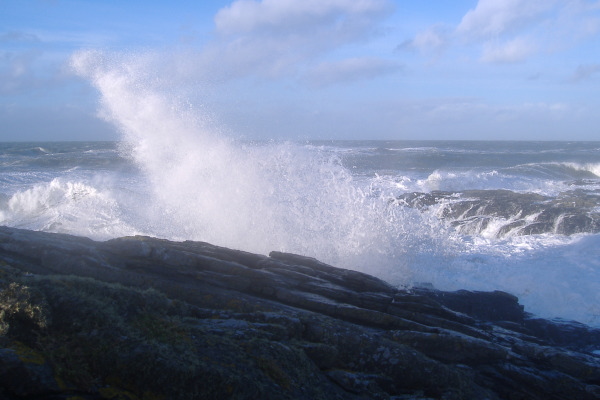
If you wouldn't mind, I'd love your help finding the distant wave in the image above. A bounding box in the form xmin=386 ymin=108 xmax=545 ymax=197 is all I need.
xmin=562 ymin=162 xmax=600 ymax=177
xmin=385 ymin=147 xmax=438 ymax=152
xmin=396 ymin=189 xmax=600 ymax=238
xmin=35 ymin=146 xmax=50 ymax=154
xmin=2 ymin=146 xmax=53 ymax=157
xmin=511 ymin=162 xmax=600 ymax=179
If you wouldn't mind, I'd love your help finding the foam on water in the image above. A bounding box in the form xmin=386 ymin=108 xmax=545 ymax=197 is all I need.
xmin=68 ymin=50 xmax=600 ymax=326
xmin=0 ymin=177 xmax=136 ymax=239
xmin=410 ymin=167 xmax=600 ymax=196
xmin=411 ymin=233 xmax=600 ymax=326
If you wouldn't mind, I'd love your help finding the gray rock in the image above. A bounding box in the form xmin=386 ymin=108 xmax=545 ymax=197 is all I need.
xmin=0 ymin=226 xmax=599 ymax=399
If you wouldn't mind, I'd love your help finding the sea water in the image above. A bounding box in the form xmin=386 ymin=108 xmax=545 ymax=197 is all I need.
xmin=1 ymin=51 xmax=599 ymax=326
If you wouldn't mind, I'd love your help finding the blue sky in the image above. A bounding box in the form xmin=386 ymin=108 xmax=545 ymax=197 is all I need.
xmin=1 ymin=0 xmax=600 ymax=141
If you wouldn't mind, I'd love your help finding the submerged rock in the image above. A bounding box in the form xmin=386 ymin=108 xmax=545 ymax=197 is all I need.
xmin=0 ymin=226 xmax=598 ymax=399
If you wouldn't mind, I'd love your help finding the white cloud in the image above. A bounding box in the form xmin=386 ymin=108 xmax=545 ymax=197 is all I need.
xmin=399 ymin=0 xmax=556 ymax=64
xmin=569 ymin=63 xmax=600 ymax=83
xmin=203 ymin=0 xmax=393 ymax=80
xmin=449 ymin=0 xmax=600 ymax=64
xmin=0 ymin=31 xmax=41 ymax=43
xmin=305 ymin=57 xmax=401 ymax=87
xmin=0 ymin=47 xmax=79 ymax=96
xmin=215 ymin=0 xmax=391 ymax=35
xmin=411 ymin=27 xmax=447 ymax=50
xmin=553 ymin=1 xmax=600 ymax=43
xmin=480 ymin=37 xmax=536 ymax=63
xmin=398 ymin=25 xmax=449 ymax=55
xmin=457 ymin=0 xmax=555 ymax=37
xmin=0 ymin=27 xmax=117 ymax=96
xmin=0 ymin=50 xmax=44 ymax=94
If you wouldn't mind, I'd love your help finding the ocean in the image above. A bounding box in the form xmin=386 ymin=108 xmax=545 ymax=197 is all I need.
xmin=1 ymin=139 xmax=599 ymax=326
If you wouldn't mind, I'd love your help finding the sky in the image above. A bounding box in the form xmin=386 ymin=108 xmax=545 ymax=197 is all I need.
xmin=1 ymin=0 xmax=600 ymax=141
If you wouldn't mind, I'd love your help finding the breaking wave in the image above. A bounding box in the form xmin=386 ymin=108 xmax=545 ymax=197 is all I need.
xmin=0 ymin=178 xmax=136 ymax=238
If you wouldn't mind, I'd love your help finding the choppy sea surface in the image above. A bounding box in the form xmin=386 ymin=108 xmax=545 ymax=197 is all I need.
xmin=1 ymin=140 xmax=599 ymax=326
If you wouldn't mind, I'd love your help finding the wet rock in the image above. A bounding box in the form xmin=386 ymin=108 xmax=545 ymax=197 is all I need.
xmin=326 ymin=369 xmax=391 ymax=398
xmin=0 ymin=226 xmax=599 ymax=399
xmin=387 ymin=330 xmax=509 ymax=365
xmin=418 ymin=288 xmax=525 ymax=323
xmin=524 ymin=317 xmax=600 ymax=351
xmin=0 ymin=343 xmax=62 ymax=398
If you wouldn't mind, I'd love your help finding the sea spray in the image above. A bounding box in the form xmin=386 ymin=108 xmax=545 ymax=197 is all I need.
xmin=1 ymin=177 xmax=135 ymax=238
xmin=71 ymin=50 xmax=453 ymax=277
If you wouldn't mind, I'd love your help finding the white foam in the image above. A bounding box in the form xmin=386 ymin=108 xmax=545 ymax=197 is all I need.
xmin=0 ymin=177 xmax=136 ymax=239
xmin=406 ymin=233 xmax=600 ymax=326
xmin=413 ymin=168 xmax=571 ymax=195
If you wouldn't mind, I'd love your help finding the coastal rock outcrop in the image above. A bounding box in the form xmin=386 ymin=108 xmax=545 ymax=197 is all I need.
xmin=0 ymin=226 xmax=599 ymax=399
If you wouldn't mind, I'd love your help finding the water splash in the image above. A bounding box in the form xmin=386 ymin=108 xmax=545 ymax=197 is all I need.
xmin=0 ymin=177 xmax=134 ymax=238
xmin=71 ymin=50 xmax=453 ymax=276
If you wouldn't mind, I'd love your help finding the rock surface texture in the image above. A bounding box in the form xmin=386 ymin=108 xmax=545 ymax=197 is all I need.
xmin=0 ymin=226 xmax=598 ymax=399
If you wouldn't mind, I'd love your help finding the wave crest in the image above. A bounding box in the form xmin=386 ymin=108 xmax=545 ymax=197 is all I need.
xmin=0 ymin=178 xmax=134 ymax=239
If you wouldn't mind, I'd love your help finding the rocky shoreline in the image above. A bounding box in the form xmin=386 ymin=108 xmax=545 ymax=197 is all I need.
xmin=0 ymin=226 xmax=599 ymax=399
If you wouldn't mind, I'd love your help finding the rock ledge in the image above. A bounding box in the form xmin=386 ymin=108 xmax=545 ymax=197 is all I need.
xmin=0 ymin=226 xmax=599 ymax=399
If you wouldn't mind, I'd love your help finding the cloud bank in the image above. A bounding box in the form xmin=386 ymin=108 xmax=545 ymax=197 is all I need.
xmin=2 ymin=0 xmax=600 ymax=140
xmin=401 ymin=0 xmax=600 ymax=64
xmin=198 ymin=0 xmax=396 ymax=81
xmin=569 ymin=63 xmax=600 ymax=82
xmin=306 ymin=57 xmax=401 ymax=87
xmin=456 ymin=0 xmax=555 ymax=37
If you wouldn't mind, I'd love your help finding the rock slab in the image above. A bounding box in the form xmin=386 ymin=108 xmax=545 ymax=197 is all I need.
xmin=0 ymin=226 xmax=599 ymax=399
